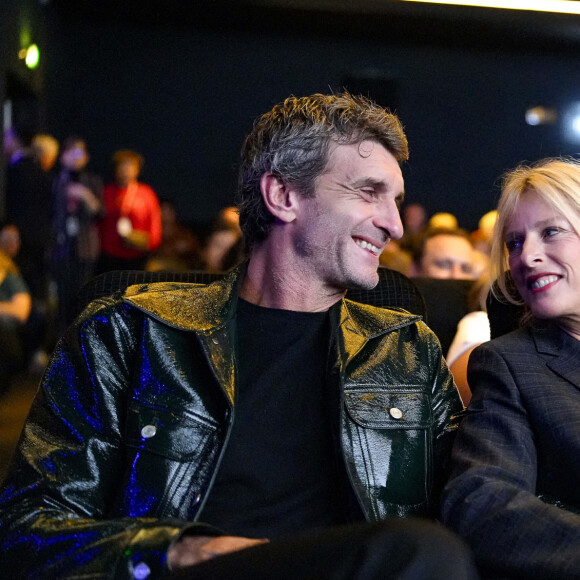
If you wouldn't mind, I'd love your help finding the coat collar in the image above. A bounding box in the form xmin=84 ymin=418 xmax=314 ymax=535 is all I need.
xmin=532 ymin=321 xmax=580 ymax=389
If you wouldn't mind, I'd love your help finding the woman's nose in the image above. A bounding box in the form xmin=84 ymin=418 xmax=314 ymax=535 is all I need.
xmin=520 ymin=237 xmax=544 ymax=267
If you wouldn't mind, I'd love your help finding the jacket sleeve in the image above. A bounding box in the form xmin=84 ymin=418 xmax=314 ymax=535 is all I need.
xmin=440 ymin=342 xmax=580 ymax=579
xmin=422 ymin=321 xmax=464 ymax=510
xmin=0 ymin=297 xmax=218 ymax=580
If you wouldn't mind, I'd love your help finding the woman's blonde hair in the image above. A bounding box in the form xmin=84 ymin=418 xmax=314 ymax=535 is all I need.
xmin=491 ymin=157 xmax=580 ymax=304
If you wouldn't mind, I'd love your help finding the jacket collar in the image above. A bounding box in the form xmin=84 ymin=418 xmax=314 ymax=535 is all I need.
xmin=532 ymin=321 xmax=580 ymax=389
xmin=337 ymin=298 xmax=419 ymax=365
xmin=123 ymin=263 xmax=421 ymax=337
xmin=123 ymin=264 xmax=421 ymax=402
xmin=123 ymin=265 xmax=244 ymax=333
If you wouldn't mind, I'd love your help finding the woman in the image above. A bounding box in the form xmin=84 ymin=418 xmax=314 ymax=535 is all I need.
xmin=441 ymin=158 xmax=580 ymax=579
xmin=97 ymin=150 xmax=162 ymax=273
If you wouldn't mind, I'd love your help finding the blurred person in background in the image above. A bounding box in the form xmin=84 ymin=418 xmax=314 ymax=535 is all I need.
xmin=402 ymin=202 xmax=427 ymax=235
xmin=0 ymin=223 xmax=22 ymax=260
xmin=51 ymin=137 xmax=104 ymax=335
xmin=32 ymin=134 xmax=59 ymax=174
xmin=145 ymin=199 xmax=199 ymax=272
xmin=428 ymin=212 xmax=458 ymax=230
xmin=380 ymin=202 xmax=427 ymax=275
xmin=471 ymin=209 xmax=498 ymax=256
xmin=4 ymin=125 xmax=53 ymax=370
xmin=97 ymin=150 xmax=162 ymax=273
xmin=0 ymin=223 xmax=31 ymax=394
xmin=196 ymin=217 xmax=243 ymax=273
xmin=410 ymin=227 xmax=477 ymax=280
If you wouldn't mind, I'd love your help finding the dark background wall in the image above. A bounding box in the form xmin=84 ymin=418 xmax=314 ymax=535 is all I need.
xmin=5 ymin=1 xmax=580 ymax=231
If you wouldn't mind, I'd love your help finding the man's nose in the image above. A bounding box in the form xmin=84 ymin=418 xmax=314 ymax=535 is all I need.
xmin=375 ymin=202 xmax=403 ymax=241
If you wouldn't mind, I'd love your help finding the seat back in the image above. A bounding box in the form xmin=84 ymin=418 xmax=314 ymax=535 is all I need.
xmin=486 ymin=283 xmax=526 ymax=339
xmin=77 ymin=267 xmax=427 ymax=320
xmin=412 ymin=277 xmax=475 ymax=356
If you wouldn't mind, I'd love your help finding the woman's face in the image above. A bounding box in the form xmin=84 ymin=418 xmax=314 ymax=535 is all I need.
xmin=115 ymin=160 xmax=140 ymax=187
xmin=505 ymin=191 xmax=580 ymax=336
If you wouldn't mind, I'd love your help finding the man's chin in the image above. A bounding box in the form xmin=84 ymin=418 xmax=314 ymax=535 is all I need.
xmin=344 ymin=271 xmax=379 ymax=291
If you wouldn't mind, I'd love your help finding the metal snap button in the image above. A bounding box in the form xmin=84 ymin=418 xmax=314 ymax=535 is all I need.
xmin=133 ymin=562 xmax=151 ymax=579
xmin=140 ymin=425 xmax=157 ymax=439
xmin=389 ymin=407 xmax=403 ymax=420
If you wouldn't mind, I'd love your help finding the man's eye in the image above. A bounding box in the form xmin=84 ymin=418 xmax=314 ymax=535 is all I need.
xmin=434 ymin=260 xmax=452 ymax=271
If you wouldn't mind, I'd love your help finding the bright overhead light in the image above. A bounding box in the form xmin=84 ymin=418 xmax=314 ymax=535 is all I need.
xmin=18 ymin=44 xmax=40 ymax=69
xmin=525 ymin=106 xmax=557 ymax=126
xmin=563 ymin=102 xmax=580 ymax=143
xmin=399 ymin=1 xmax=580 ymax=15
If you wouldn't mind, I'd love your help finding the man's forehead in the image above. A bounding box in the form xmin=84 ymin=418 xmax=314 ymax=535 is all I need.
xmin=426 ymin=234 xmax=474 ymax=255
xmin=326 ymin=140 xmax=403 ymax=179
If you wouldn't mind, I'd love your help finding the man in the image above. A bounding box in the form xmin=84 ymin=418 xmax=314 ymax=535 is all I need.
xmin=51 ymin=136 xmax=104 ymax=335
xmin=411 ymin=227 xmax=477 ymax=280
xmin=0 ymin=94 xmax=475 ymax=579
xmin=97 ymin=149 xmax=162 ymax=273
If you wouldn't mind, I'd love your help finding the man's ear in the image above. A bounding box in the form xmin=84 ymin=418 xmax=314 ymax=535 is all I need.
xmin=260 ymin=173 xmax=298 ymax=223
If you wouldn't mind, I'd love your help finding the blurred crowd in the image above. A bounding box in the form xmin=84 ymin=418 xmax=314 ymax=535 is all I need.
xmin=1 ymin=127 xmax=244 ymax=391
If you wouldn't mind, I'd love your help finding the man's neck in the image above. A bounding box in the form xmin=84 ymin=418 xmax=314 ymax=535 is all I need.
xmin=240 ymin=246 xmax=345 ymax=313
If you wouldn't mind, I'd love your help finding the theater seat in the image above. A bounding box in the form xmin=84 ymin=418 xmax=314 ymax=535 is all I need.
xmin=413 ymin=278 xmax=475 ymax=356
xmin=77 ymin=267 xmax=427 ymax=321
xmin=486 ymin=284 xmax=526 ymax=339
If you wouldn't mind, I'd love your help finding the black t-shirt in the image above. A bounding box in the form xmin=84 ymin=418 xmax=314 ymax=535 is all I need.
xmin=200 ymin=298 xmax=350 ymax=539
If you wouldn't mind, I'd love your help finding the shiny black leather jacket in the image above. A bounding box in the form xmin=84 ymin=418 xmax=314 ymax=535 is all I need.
xmin=0 ymin=267 xmax=462 ymax=579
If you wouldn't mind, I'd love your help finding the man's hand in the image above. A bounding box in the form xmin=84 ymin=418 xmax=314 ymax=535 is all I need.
xmin=167 ymin=535 xmax=269 ymax=571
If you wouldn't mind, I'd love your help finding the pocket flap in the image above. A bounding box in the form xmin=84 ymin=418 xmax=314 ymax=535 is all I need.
xmin=125 ymin=403 xmax=217 ymax=461
xmin=345 ymin=390 xmax=431 ymax=429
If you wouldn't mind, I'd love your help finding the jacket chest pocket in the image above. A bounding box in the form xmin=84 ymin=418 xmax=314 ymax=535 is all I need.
xmin=343 ymin=387 xmax=433 ymax=517
xmin=116 ymin=403 xmax=221 ymax=519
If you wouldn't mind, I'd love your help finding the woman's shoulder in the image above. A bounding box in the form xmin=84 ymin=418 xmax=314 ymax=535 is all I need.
xmin=475 ymin=325 xmax=535 ymax=357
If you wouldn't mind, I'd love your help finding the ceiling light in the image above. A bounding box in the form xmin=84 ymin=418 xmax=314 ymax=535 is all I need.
xmin=19 ymin=44 xmax=40 ymax=69
xmin=399 ymin=1 xmax=580 ymax=15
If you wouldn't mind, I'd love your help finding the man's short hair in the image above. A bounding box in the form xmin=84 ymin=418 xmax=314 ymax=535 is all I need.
xmin=236 ymin=92 xmax=409 ymax=250
xmin=412 ymin=227 xmax=473 ymax=265
xmin=112 ymin=149 xmax=144 ymax=172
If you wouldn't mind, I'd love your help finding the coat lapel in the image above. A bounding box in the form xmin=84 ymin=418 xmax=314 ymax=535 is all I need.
xmin=533 ymin=323 xmax=580 ymax=391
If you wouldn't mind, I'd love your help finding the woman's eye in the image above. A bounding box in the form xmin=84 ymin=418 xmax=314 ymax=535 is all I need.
xmin=505 ymin=239 xmax=522 ymax=254
xmin=544 ymin=227 xmax=561 ymax=238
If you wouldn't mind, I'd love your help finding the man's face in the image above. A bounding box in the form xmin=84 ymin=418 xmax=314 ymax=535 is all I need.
xmin=291 ymin=141 xmax=404 ymax=293
xmin=115 ymin=160 xmax=140 ymax=187
xmin=61 ymin=143 xmax=89 ymax=171
xmin=0 ymin=225 xmax=21 ymax=258
xmin=420 ymin=234 xmax=476 ymax=279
